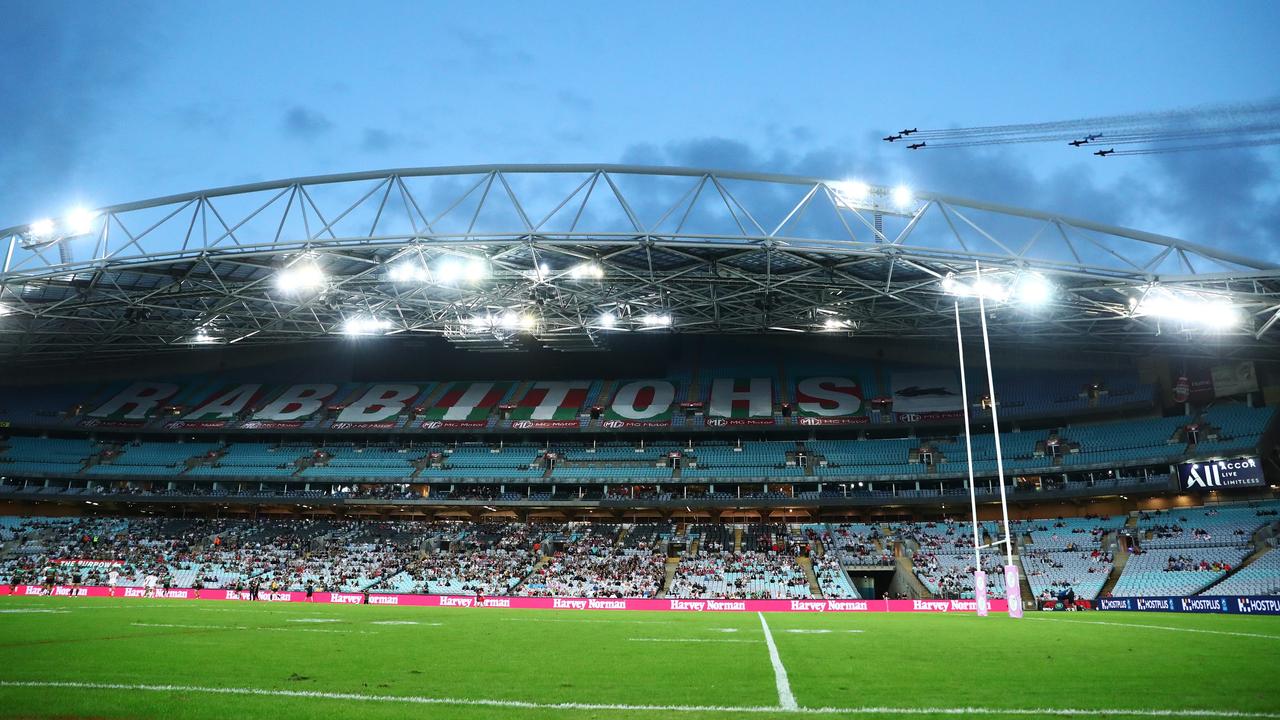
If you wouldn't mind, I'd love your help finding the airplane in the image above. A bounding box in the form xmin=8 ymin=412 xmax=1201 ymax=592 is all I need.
xmin=1068 ymin=139 xmax=1088 ymax=147
xmin=1086 ymin=133 xmax=1102 ymax=141
xmin=1093 ymin=148 xmax=1115 ymax=157
xmin=907 ymin=141 xmax=926 ymax=150
xmin=883 ymin=134 xmax=903 ymax=142
xmin=895 ymin=386 xmax=957 ymax=398
xmin=900 ymin=128 xmax=918 ymax=135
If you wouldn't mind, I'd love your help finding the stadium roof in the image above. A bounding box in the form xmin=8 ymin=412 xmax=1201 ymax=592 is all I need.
xmin=1 ymin=164 xmax=1278 ymax=364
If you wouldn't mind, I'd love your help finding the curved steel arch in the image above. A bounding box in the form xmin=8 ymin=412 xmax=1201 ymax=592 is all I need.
xmin=0 ymin=164 xmax=1277 ymax=365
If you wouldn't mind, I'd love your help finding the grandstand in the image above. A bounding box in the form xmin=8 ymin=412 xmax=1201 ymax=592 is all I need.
xmin=0 ymin=165 xmax=1276 ymax=677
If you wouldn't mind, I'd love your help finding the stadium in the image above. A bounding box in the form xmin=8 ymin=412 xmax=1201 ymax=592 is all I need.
xmin=0 ymin=162 xmax=1278 ymax=719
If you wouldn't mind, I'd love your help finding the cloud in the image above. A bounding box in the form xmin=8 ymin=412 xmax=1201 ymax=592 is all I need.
xmin=0 ymin=3 xmax=157 ymax=222
xmin=452 ymin=28 xmax=534 ymax=68
xmin=361 ymin=128 xmax=398 ymax=153
xmin=282 ymin=106 xmax=333 ymax=140
xmin=618 ymin=136 xmax=1280 ymax=264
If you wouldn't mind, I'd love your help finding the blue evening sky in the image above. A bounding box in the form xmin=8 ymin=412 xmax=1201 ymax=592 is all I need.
xmin=4 ymin=1 xmax=1279 ymax=258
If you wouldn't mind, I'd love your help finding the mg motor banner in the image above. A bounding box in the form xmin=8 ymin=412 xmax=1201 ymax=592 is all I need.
xmin=1177 ymin=456 xmax=1264 ymax=490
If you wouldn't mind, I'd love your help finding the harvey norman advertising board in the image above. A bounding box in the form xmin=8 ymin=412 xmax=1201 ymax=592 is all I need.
xmin=1176 ymin=456 xmax=1265 ymax=491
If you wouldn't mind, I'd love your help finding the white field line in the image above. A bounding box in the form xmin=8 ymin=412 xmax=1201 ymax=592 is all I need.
xmin=1023 ymin=616 xmax=1280 ymax=641
xmin=757 ymin=611 xmax=798 ymax=711
xmin=497 ymin=617 xmax=690 ymax=625
xmin=627 ymin=638 xmax=761 ymax=643
xmin=130 ymin=622 xmax=371 ymax=635
xmin=2 ymin=680 xmax=1278 ymax=718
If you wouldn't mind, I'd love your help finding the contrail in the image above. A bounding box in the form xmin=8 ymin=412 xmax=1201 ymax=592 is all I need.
xmin=891 ymin=98 xmax=1280 ymax=156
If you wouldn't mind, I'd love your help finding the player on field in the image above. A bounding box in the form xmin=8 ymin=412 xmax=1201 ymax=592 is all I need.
xmin=144 ymin=572 xmax=158 ymax=598
xmin=107 ymin=568 xmax=119 ymax=596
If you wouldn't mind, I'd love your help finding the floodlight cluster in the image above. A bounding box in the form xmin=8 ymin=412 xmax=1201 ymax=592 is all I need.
xmin=641 ymin=313 xmax=673 ymax=327
xmin=892 ymin=185 xmax=914 ymax=209
xmin=342 ymin=317 xmax=393 ymax=336
xmin=1132 ymin=289 xmax=1242 ymax=331
xmin=942 ymin=271 xmax=1053 ymax=307
xmin=464 ymin=310 xmax=537 ymax=332
xmin=25 ymin=207 xmax=99 ymax=240
xmin=275 ymin=263 xmax=327 ymax=293
xmin=191 ymin=328 xmax=218 ymax=344
xmin=388 ymin=263 xmax=430 ymax=283
xmin=832 ymin=180 xmax=870 ymax=205
xmin=569 ymin=262 xmax=605 ymax=280
xmin=397 ymin=257 xmax=488 ymax=284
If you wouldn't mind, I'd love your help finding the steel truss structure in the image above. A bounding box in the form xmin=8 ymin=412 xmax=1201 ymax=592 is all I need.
xmin=1 ymin=164 xmax=1277 ymax=365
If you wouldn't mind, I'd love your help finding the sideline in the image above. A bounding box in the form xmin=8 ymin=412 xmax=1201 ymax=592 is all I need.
xmin=0 ymin=680 xmax=1277 ymax=718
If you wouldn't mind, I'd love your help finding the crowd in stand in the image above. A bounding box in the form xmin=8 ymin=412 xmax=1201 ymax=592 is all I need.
xmin=5 ymin=506 xmax=1273 ymax=602
xmin=667 ymin=550 xmax=809 ymax=599
xmin=520 ymin=525 xmax=665 ymax=598
xmin=1164 ymin=554 xmax=1233 ymax=573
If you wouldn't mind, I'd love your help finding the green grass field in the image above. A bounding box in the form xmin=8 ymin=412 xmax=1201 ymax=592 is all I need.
xmin=0 ymin=595 xmax=1277 ymax=719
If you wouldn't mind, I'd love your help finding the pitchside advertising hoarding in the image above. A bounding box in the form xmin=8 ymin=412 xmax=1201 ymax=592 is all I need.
xmin=1176 ymin=456 xmax=1265 ymax=491
xmin=1096 ymin=596 xmax=1280 ymax=615
xmin=0 ymin=585 xmax=1006 ymax=613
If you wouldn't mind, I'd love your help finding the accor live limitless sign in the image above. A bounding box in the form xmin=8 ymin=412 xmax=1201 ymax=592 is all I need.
xmin=1177 ymin=456 xmax=1264 ymax=490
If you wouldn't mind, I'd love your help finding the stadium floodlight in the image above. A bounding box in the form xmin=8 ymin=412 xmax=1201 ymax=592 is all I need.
xmin=972 ymin=277 xmax=1010 ymax=303
xmin=641 ymin=313 xmax=672 ymax=327
xmin=0 ymin=303 xmax=11 ymax=317
xmin=64 ymin=207 xmax=98 ymax=236
xmin=192 ymin=328 xmax=218 ymax=344
xmin=942 ymin=272 xmax=1012 ymax=303
xmin=389 ymin=262 xmax=429 ymax=283
xmin=275 ymin=263 xmax=327 ymax=293
xmin=28 ymin=218 xmax=56 ymax=237
xmin=463 ymin=258 xmax=489 ymax=283
xmin=1014 ymin=272 xmax=1053 ymax=307
xmin=570 ymin=262 xmax=605 ymax=280
xmin=892 ymin=185 xmax=914 ymax=209
xmin=342 ymin=317 xmax=392 ymax=336
xmin=435 ymin=259 xmax=462 ymax=283
xmin=832 ymin=180 xmax=870 ymax=205
xmin=941 ymin=273 xmax=970 ymax=297
xmin=1136 ymin=289 xmax=1241 ymax=331
xmin=498 ymin=310 xmax=535 ymax=331
xmin=823 ymin=317 xmax=847 ymax=331
xmin=597 ymin=312 xmax=616 ymax=328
